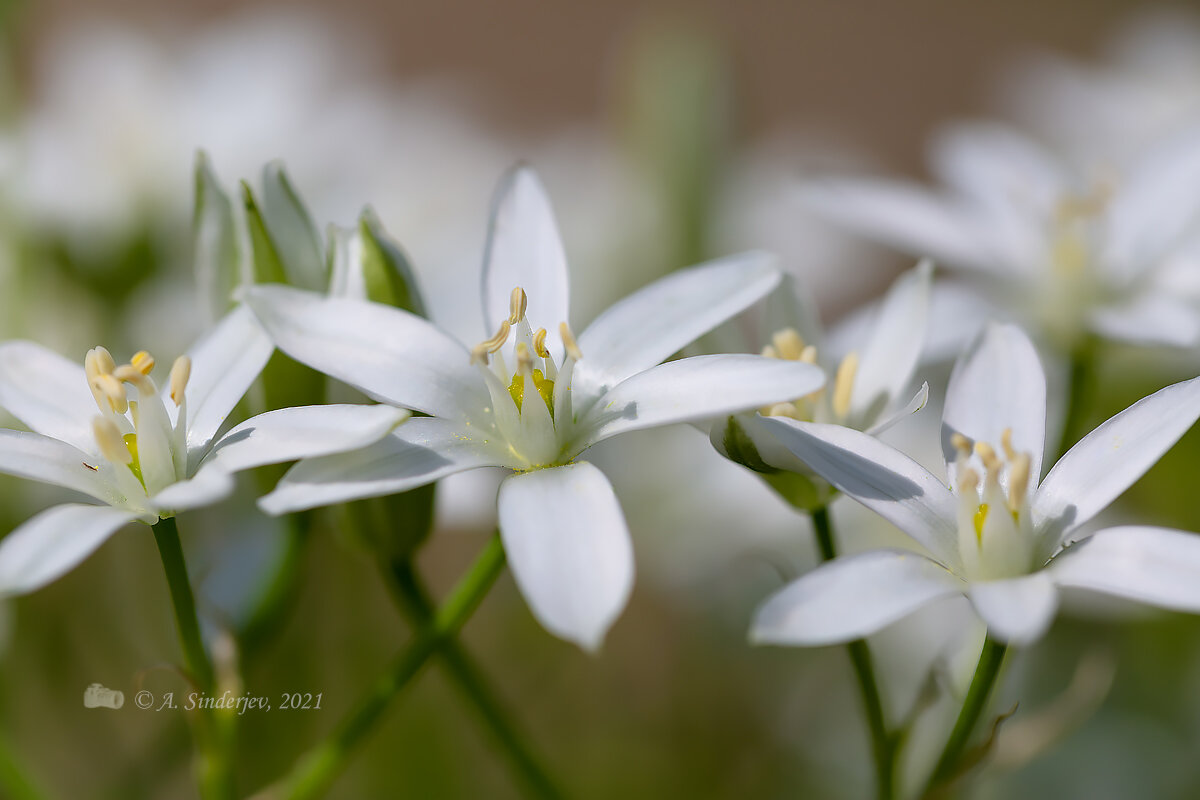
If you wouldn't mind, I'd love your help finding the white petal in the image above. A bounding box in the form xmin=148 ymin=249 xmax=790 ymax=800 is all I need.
xmin=929 ymin=122 xmax=1065 ymax=213
xmin=0 ymin=429 xmax=116 ymax=504
xmin=798 ymin=178 xmax=995 ymax=273
xmin=0 ymin=341 xmax=97 ymax=453
xmin=1050 ymin=526 xmax=1200 ymax=612
xmin=481 ymin=167 xmax=570 ymax=357
xmin=968 ymin=572 xmax=1059 ymax=645
xmin=1089 ymin=292 xmax=1200 ymax=348
xmin=849 ymin=259 xmax=933 ymax=425
xmin=149 ymin=468 xmax=235 ymax=515
xmin=259 ymin=417 xmax=506 ymax=515
xmin=941 ymin=322 xmax=1047 ymax=490
xmin=1104 ymin=121 xmax=1200 ymax=278
xmin=244 ymin=285 xmax=487 ymax=421
xmin=179 ymin=304 xmax=274 ymax=456
xmin=575 ymin=252 xmax=781 ymax=392
xmin=0 ymin=504 xmax=137 ymax=596
xmin=1035 ymin=375 xmax=1200 ymax=551
xmin=576 ymin=355 xmax=825 ymax=451
xmin=202 ymin=404 xmax=410 ymax=474
xmin=497 ymin=462 xmax=633 ymax=652
xmin=751 ymin=549 xmax=963 ymax=646
xmin=754 ymin=417 xmax=961 ymax=566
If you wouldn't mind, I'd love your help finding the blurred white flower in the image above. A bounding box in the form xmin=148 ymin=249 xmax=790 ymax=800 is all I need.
xmin=802 ymin=121 xmax=1200 ymax=352
xmin=712 ymin=260 xmax=932 ymax=499
xmin=244 ymin=167 xmax=822 ymax=651
xmin=0 ymin=307 xmax=406 ymax=595
xmin=997 ymin=8 xmax=1200 ymax=167
xmin=752 ymin=323 xmax=1200 ymax=646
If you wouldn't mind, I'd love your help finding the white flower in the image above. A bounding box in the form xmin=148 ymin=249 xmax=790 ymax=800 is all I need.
xmin=244 ymin=167 xmax=825 ymax=651
xmin=712 ymin=260 xmax=932 ymax=490
xmin=0 ymin=306 xmax=409 ymax=596
xmin=801 ymin=121 xmax=1200 ymax=352
xmin=751 ymin=322 xmax=1200 ymax=646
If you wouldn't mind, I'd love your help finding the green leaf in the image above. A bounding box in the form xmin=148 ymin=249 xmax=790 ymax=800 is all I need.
xmin=358 ymin=207 xmax=428 ymax=317
xmin=240 ymin=180 xmax=288 ymax=285
xmin=260 ymin=161 xmax=327 ymax=291
xmin=192 ymin=151 xmax=241 ymax=320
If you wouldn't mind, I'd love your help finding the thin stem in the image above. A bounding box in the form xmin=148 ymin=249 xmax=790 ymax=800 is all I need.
xmin=264 ymin=533 xmax=508 ymax=800
xmin=811 ymin=506 xmax=895 ymax=800
xmin=387 ymin=560 xmax=563 ymax=799
xmin=152 ymin=517 xmax=233 ymax=800
xmin=153 ymin=517 xmax=214 ymax=692
xmin=1053 ymin=337 xmax=1097 ymax=460
xmin=925 ymin=635 xmax=1008 ymax=794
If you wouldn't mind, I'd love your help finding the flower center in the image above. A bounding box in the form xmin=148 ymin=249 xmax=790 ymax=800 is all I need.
xmin=950 ymin=428 xmax=1034 ymax=579
xmin=469 ymin=287 xmax=581 ymax=467
xmin=85 ymin=345 xmax=191 ymax=496
xmin=759 ymin=327 xmax=858 ymax=424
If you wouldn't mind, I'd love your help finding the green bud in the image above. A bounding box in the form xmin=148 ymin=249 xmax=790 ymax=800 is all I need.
xmin=260 ymin=161 xmax=327 ymax=291
xmin=192 ymin=151 xmax=241 ymax=321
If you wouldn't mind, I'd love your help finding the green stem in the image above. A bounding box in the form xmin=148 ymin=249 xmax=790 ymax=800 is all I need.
xmin=387 ymin=560 xmax=563 ymax=799
xmin=268 ymin=533 xmax=507 ymax=800
xmin=152 ymin=517 xmax=214 ymax=692
xmin=152 ymin=517 xmax=232 ymax=800
xmin=925 ymin=635 xmax=1008 ymax=793
xmin=811 ymin=506 xmax=895 ymax=800
xmin=1053 ymin=338 xmax=1097 ymax=460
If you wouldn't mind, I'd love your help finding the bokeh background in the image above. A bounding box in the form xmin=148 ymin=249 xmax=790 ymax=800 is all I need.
xmin=3 ymin=1 xmax=1200 ymax=798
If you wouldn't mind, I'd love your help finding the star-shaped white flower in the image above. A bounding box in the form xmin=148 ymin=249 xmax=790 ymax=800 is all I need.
xmin=0 ymin=306 xmax=409 ymax=596
xmin=244 ymin=167 xmax=825 ymax=650
xmin=752 ymin=322 xmax=1200 ymax=646
xmin=802 ymin=121 xmax=1200 ymax=352
xmin=712 ymin=260 xmax=932 ymax=496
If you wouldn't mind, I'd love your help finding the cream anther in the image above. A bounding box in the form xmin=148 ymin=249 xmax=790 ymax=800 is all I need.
xmin=560 ymin=322 xmax=582 ymax=361
xmin=130 ymin=350 xmax=155 ymax=375
xmin=533 ymin=328 xmax=550 ymax=359
xmin=169 ymin=356 xmax=192 ymax=407
xmin=509 ymin=287 xmax=528 ymax=324
xmin=951 ymin=432 xmax=972 ymax=456
xmin=471 ymin=321 xmax=512 ymax=365
xmin=799 ymin=345 xmax=818 ymax=364
xmin=1001 ymin=428 xmax=1016 ymax=460
xmin=958 ymin=466 xmax=980 ymax=494
xmin=974 ymin=441 xmax=1000 ymax=473
xmin=767 ymin=402 xmax=798 ymax=418
xmin=85 ymin=346 xmax=116 ymax=379
xmin=1007 ymin=452 xmax=1031 ymax=512
xmin=92 ymin=374 xmax=128 ymax=414
xmin=832 ymin=352 xmax=859 ymax=420
xmin=772 ymin=328 xmax=805 ymax=361
xmin=93 ymin=416 xmax=131 ymax=465
xmin=113 ymin=364 xmax=150 ymax=388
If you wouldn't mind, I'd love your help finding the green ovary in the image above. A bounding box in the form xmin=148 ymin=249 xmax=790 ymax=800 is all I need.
xmin=123 ymin=433 xmax=145 ymax=487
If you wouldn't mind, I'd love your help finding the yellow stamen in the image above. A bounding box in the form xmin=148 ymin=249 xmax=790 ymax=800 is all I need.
xmin=761 ymin=344 xmax=779 ymax=360
xmin=509 ymin=287 xmax=528 ymax=324
xmin=169 ymin=356 xmax=191 ymax=407
xmin=559 ymin=322 xmax=582 ymax=361
xmin=771 ymin=328 xmax=805 ymax=361
xmin=507 ymin=343 xmax=555 ymax=416
xmin=799 ymin=345 xmax=818 ymax=364
xmin=130 ymin=350 xmax=155 ymax=375
xmin=470 ymin=321 xmax=512 ymax=365
xmin=832 ymin=351 xmax=859 ymax=420
xmin=1000 ymin=428 xmax=1016 ymax=460
xmin=958 ymin=467 xmax=980 ymax=494
xmin=951 ymin=432 xmax=971 ymax=456
xmin=533 ymin=328 xmax=550 ymax=359
xmin=765 ymin=402 xmax=799 ymax=419
xmin=93 ymin=416 xmax=131 ymax=465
